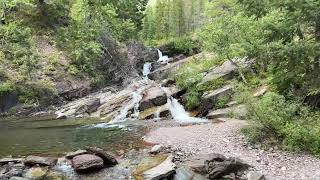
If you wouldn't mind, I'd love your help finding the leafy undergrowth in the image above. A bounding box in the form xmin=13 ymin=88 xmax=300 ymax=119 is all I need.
xmin=174 ymin=54 xmax=226 ymax=110
xmin=236 ymin=84 xmax=320 ymax=155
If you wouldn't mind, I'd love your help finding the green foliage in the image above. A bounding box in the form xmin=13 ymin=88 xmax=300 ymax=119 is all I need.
xmin=200 ymin=0 xmax=320 ymax=105
xmin=215 ymin=95 xmax=231 ymax=109
xmin=161 ymin=36 xmax=201 ymax=56
xmin=142 ymin=0 xmax=206 ymax=41
xmin=242 ymin=92 xmax=320 ymax=155
xmin=0 ymin=81 xmax=15 ymax=96
xmin=18 ymin=80 xmax=58 ymax=105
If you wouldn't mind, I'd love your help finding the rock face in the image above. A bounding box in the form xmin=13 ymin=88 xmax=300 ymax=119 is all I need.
xmin=201 ymin=85 xmax=233 ymax=111
xmin=86 ymin=147 xmax=118 ymax=166
xmin=206 ymin=105 xmax=247 ymax=120
xmin=139 ymin=87 xmax=167 ymax=111
xmin=139 ymin=105 xmax=170 ymax=120
xmin=201 ymin=58 xmax=254 ymax=84
xmin=149 ymin=53 xmax=209 ymax=81
xmin=0 ymin=92 xmax=18 ymax=113
xmin=24 ymin=156 xmax=57 ymax=167
xmin=72 ymin=154 xmax=104 ymax=172
xmin=142 ymin=155 xmax=176 ymax=180
xmin=0 ymin=158 xmax=24 ymax=164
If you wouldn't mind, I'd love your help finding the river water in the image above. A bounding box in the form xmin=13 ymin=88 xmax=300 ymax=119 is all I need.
xmin=0 ymin=116 xmax=146 ymax=157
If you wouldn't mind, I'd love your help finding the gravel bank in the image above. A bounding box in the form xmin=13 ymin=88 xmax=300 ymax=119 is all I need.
xmin=144 ymin=119 xmax=320 ymax=180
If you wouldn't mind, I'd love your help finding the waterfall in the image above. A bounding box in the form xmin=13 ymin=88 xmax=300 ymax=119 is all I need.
xmin=162 ymin=87 xmax=207 ymax=124
xmin=143 ymin=62 xmax=152 ymax=82
xmin=157 ymin=49 xmax=169 ymax=64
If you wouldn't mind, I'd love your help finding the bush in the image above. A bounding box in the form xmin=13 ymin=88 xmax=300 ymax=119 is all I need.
xmin=243 ymin=92 xmax=320 ymax=155
xmin=160 ymin=36 xmax=201 ymax=56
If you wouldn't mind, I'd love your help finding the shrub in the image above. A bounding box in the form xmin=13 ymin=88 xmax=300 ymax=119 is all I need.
xmin=0 ymin=82 xmax=16 ymax=96
xmin=160 ymin=36 xmax=201 ymax=56
xmin=242 ymin=91 xmax=320 ymax=155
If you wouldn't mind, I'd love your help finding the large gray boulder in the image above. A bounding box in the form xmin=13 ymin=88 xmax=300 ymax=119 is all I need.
xmin=139 ymin=87 xmax=167 ymax=111
xmin=201 ymin=58 xmax=254 ymax=84
xmin=72 ymin=154 xmax=104 ymax=172
xmin=201 ymin=85 xmax=233 ymax=111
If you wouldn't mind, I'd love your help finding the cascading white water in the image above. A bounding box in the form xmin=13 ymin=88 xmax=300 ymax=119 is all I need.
xmin=143 ymin=62 xmax=152 ymax=82
xmin=161 ymin=87 xmax=207 ymax=124
xmin=157 ymin=49 xmax=169 ymax=64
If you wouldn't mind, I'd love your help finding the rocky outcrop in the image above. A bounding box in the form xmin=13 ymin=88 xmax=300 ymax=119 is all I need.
xmin=201 ymin=85 xmax=233 ymax=111
xmin=72 ymin=154 xmax=104 ymax=172
xmin=24 ymin=156 xmax=57 ymax=167
xmin=149 ymin=53 xmax=208 ymax=81
xmin=201 ymin=58 xmax=255 ymax=84
xmin=206 ymin=105 xmax=247 ymax=120
xmin=139 ymin=87 xmax=167 ymax=111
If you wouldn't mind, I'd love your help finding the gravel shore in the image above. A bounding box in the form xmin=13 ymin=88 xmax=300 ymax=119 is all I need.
xmin=145 ymin=119 xmax=320 ymax=180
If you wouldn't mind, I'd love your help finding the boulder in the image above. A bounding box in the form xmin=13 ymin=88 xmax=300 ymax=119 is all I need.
xmin=143 ymin=155 xmax=176 ymax=180
xmin=139 ymin=87 xmax=167 ymax=111
xmin=72 ymin=154 xmax=104 ymax=172
xmin=24 ymin=166 xmax=48 ymax=180
xmin=66 ymin=150 xmax=87 ymax=159
xmin=24 ymin=156 xmax=57 ymax=167
xmin=201 ymin=58 xmax=254 ymax=84
xmin=85 ymin=147 xmax=118 ymax=166
xmin=149 ymin=145 xmax=166 ymax=155
xmin=204 ymin=154 xmax=250 ymax=179
xmin=201 ymin=85 xmax=233 ymax=111
xmin=206 ymin=105 xmax=247 ymax=120
xmin=186 ymin=154 xmax=226 ymax=174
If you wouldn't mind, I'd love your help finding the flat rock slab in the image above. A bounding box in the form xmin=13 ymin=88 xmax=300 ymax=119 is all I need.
xmin=139 ymin=87 xmax=167 ymax=111
xmin=206 ymin=105 xmax=247 ymax=119
xmin=72 ymin=154 xmax=104 ymax=172
xmin=143 ymin=155 xmax=176 ymax=180
xmin=66 ymin=150 xmax=87 ymax=159
xmin=24 ymin=156 xmax=57 ymax=167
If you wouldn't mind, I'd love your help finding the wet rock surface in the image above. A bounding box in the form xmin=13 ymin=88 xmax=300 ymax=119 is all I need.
xmin=85 ymin=147 xmax=118 ymax=166
xmin=139 ymin=86 xmax=167 ymax=111
xmin=24 ymin=156 xmax=57 ymax=167
xmin=71 ymin=154 xmax=104 ymax=172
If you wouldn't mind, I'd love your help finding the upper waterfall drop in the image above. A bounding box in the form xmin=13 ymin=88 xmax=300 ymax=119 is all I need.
xmin=157 ymin=49 xmax=169 ymax=64
xmin=143 ymin=62 xmax=152 ymax=82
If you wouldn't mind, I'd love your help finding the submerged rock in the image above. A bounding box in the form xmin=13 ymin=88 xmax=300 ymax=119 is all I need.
xmin=72 ymin=154 xmax=104 ymax=172
xmin=24 ymin=156 xmax=57 ymax=167
xmin=24 ymin=166 xmax=48 ymax=180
